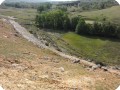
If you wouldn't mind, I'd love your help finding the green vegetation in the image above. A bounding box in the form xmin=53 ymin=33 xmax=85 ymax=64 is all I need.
xmin=37 ymin=3 xmax=52 ymax=12
xmin=36 ymin=10 xmax=120 ymax=38
xmin=60 ymin=32 xmax=120 ymax=65
xmin=57 ymin=0 xmax=118 ymax=11
xmin=36 ymin=10 xmax=70 ymax=30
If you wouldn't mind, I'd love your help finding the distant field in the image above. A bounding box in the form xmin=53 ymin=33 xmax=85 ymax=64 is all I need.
xmin=0 ymin=7 xmax=37 ymax=25
xmin=74 ymin=6 xmax=120 ymax=25
xmin=0 ymin=8 xmax=36 ymax=19
xmin=58 ymin=32 xmax=120 ymax=65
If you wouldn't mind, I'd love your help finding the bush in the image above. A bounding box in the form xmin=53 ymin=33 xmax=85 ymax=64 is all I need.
xmin=75 ymin=18 xmax=89 ymax=34
xmin=92 ymin=21 xmax=118 ymax=38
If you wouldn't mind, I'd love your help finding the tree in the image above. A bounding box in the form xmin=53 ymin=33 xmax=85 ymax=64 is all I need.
xmin=75 ymin=18 xmax=88 ymax=34
xmin=37 ymin=3 xmax=52 ymax=13
xmin=63 ymin=15 xmax=70 ymax=30
xmin=37 ymin=5 xmax=45 ymax=13
xmin=35 ymin=10 xmax=70 ymax=31
xmin=93 ymin=22 xmax=102 ymax=35
xmin=71 ymin=16 xmax=79 ymax=31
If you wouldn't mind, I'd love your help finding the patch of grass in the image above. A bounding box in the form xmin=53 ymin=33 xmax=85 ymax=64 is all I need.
xmin=60 ymin=32 xmax=120 ymax=65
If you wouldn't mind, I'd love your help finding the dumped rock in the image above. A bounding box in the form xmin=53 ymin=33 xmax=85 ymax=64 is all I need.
xmin=91 ymin=64 xmax=101 ymax=70
xmin=91 ymin=65 xmax=98 ymax=70
xmin=73 ymin=59 xmax=80 ymax=63
xmin=101 ymin=66 xmax=108 ymax=71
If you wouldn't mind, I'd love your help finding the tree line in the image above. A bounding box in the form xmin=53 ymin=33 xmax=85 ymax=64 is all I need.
xmin=2 ymin=2 xmax=52 ymax=9
xmin=35 ymin=10 xmax=120 ymax=38
xmin=57 ymin=0 xmax=118 ymax=11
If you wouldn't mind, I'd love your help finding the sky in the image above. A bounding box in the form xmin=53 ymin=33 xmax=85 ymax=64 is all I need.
xmin=0 ymin=0 xmax=120 ymax=5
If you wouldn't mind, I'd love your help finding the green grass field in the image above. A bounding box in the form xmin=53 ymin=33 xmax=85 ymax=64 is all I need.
xmin=58 ymin=32 xmax=120 ymax=65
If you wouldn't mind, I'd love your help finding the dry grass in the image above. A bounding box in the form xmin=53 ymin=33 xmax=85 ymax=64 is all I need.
xmin=78 ymin=6 xmax=120 ymax=25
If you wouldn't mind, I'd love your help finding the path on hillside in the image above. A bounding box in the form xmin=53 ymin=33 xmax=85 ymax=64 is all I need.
xmin=8 ymin=19 xmax=120 ymax=75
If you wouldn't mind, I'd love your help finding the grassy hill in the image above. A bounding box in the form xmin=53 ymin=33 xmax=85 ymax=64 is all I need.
xmin=77 ymin=6 xmax=120 ymax=25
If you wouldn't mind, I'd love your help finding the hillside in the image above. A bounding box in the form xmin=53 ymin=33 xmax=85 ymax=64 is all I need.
xmin=0 ymin=0 xmax=120 ymax=87
xmin=77 ymin=6 xmax=120 ymax=25
xmin=0 ymin=14 xmax=120 ymax=90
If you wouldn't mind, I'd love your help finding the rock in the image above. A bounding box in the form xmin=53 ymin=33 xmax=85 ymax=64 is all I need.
xmin=23 ymin=52 xmax=30 ymax=55
xmin=101 ymin=66 xmax=108 ymax=71
xmin=96 ymin=64 xmax=102 ymax=68
xmin=91 ymin=65 xmax=100 ymax=70
xmin=117 ymin=67 xmax=120 ymax=70
xmin=87 ymin=59 xmax=93 ymax=62
xmin=3 ymin=35 xmax=9 ymax=38
xmin=73 ymin=59 xmax=80 ymax=63
xmin=45 ymin=42 xmax=49 ymax=46
xmin=14 ymin=33 xmax=19 ymax=37
xmin=59 ymin=67 xmax=65 ymax=72
xmin=111 ymin=66 xmax=120 ymax=70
